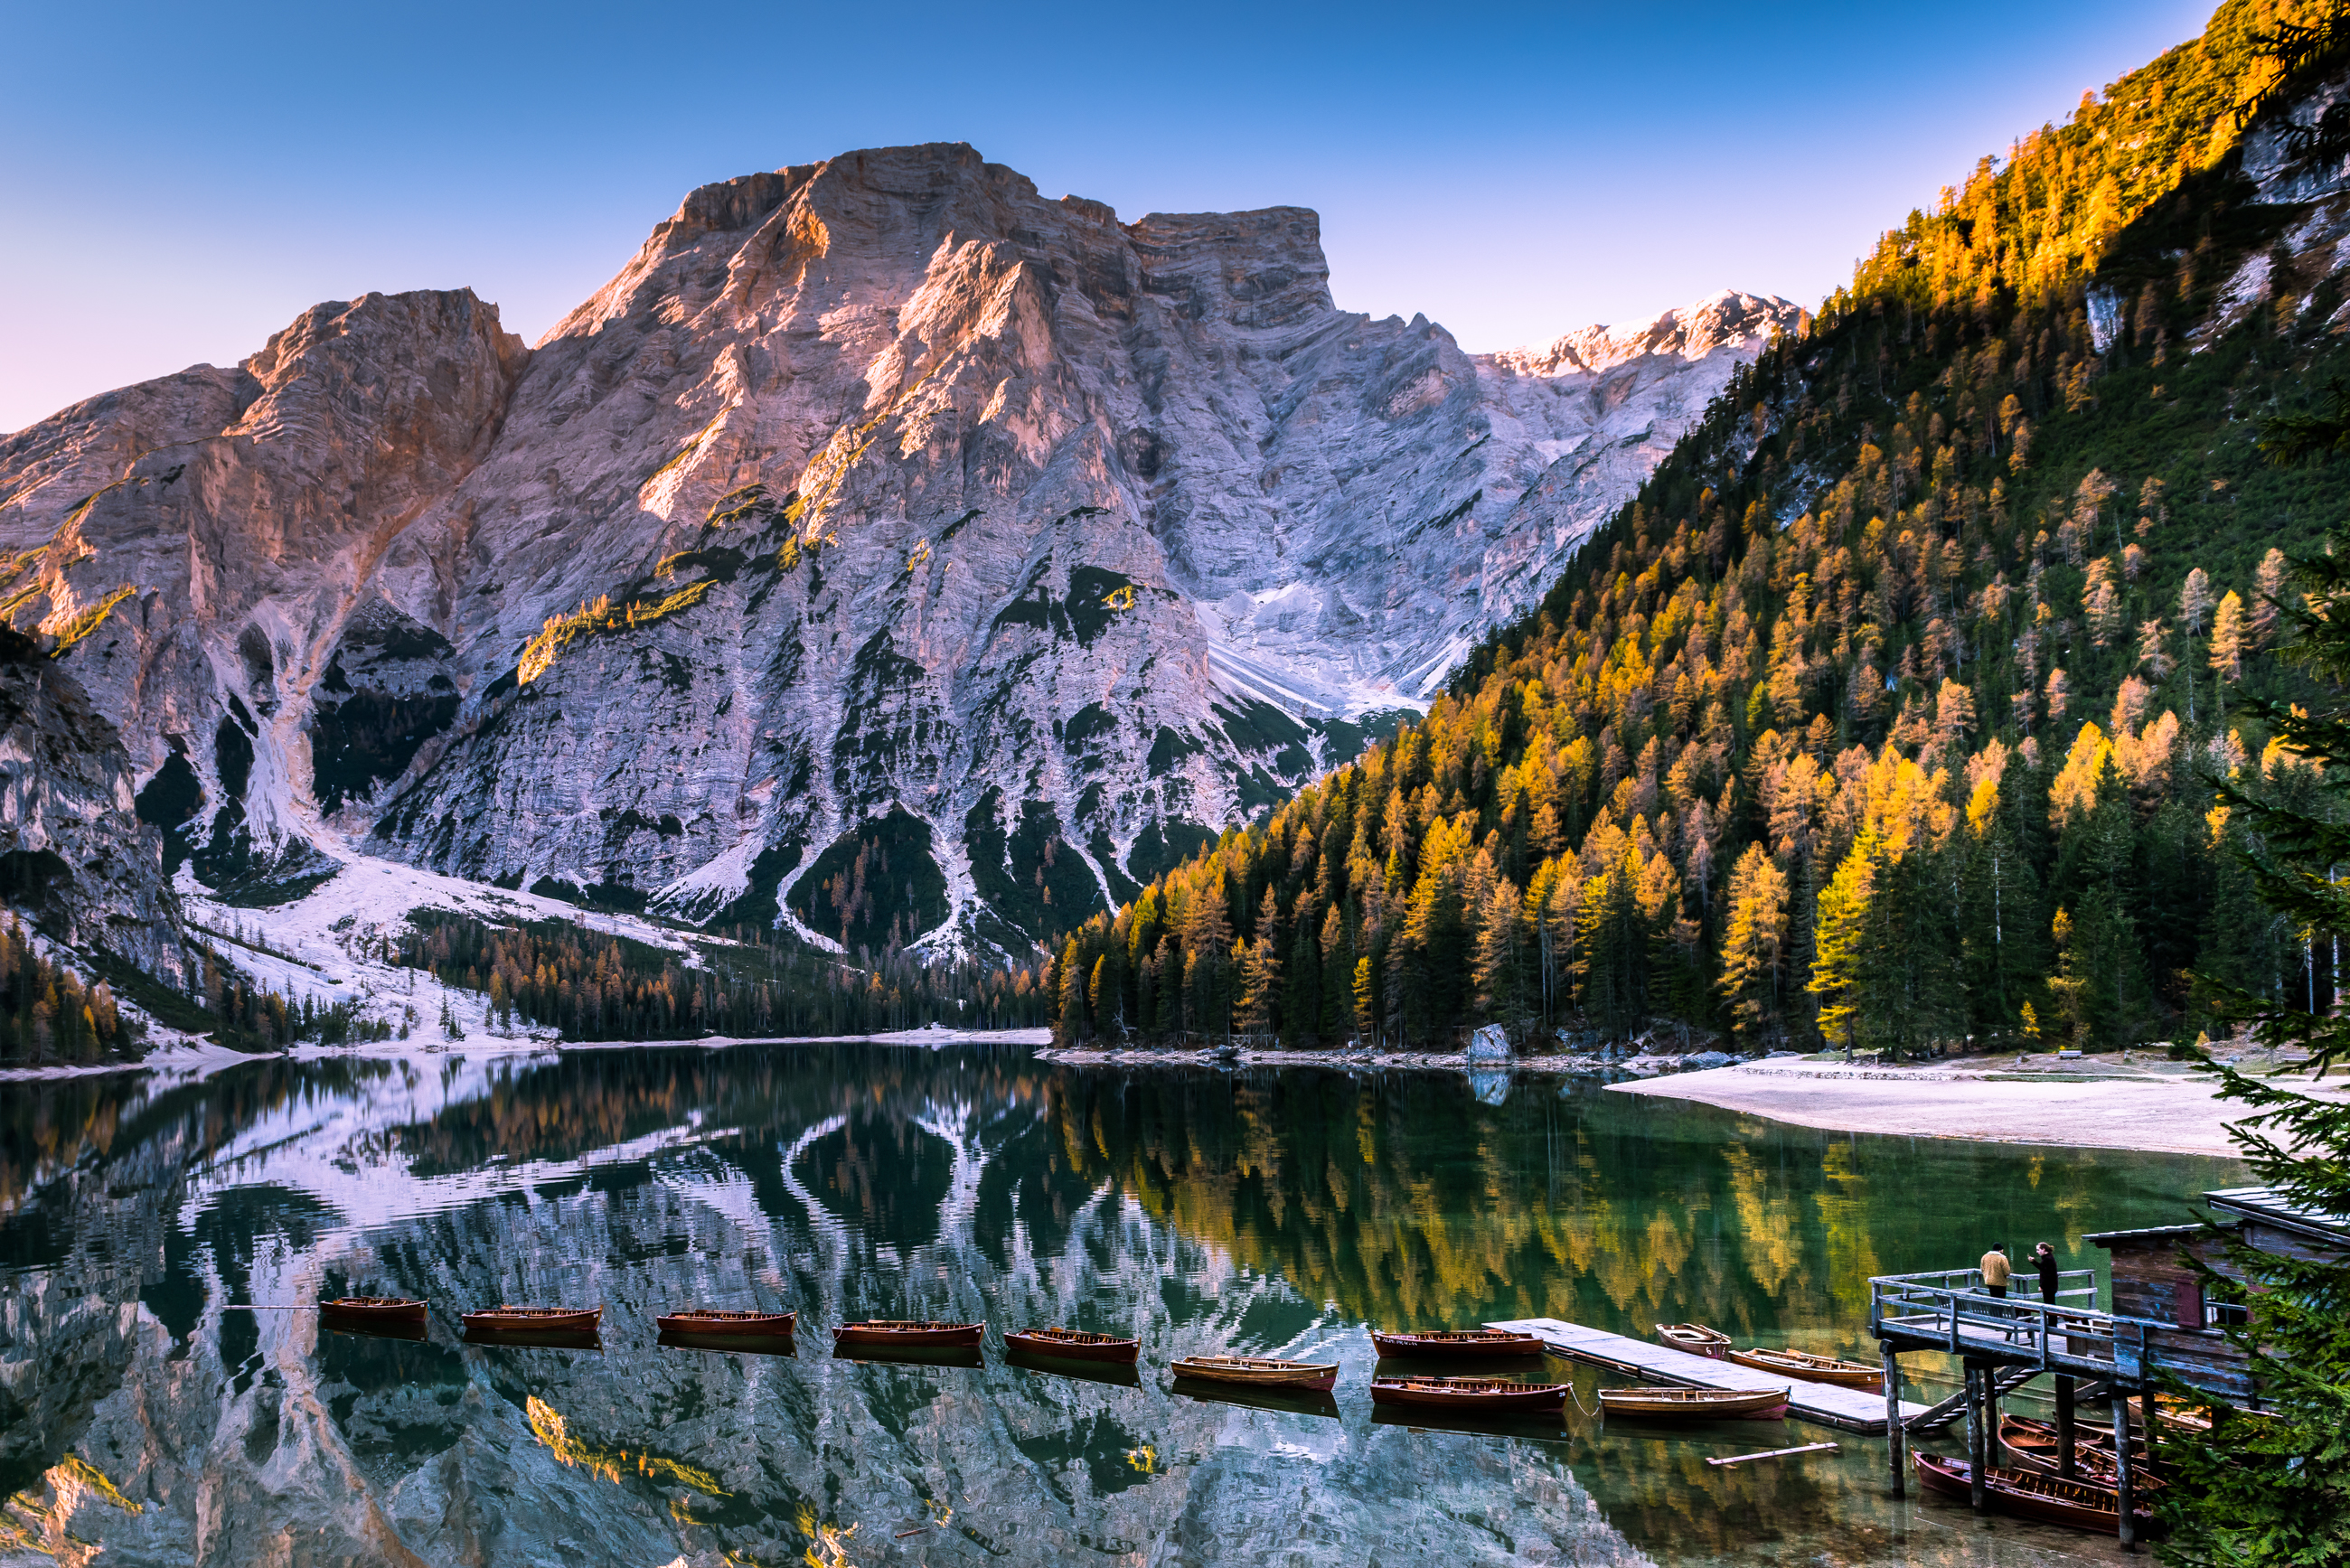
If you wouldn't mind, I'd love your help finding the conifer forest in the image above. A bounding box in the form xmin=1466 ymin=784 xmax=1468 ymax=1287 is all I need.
xmin=1048 ymin=2 xmax=2350 ymax=1057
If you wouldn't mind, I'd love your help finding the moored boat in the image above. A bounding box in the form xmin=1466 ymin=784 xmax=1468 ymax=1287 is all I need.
xmin=1654 ymin=1323 xmax=1732 ymax=1358
xmin=1726 ymin=1345 xmax=1883 ymax=1390
xmin=660 ymin=1329 xmax=796 ymax=1357
xmin=831 ymin=1319 xmax=984 ymax=1349
xmin=1598 ymin=1385 xmax=1788 ymax=1419
xmin=461 ymin=1305 xmax=603 ymax=1333
xmin=2151 ymin=1394 xmax=2215 ymax=1434
xmin=1170 ymin=1355 xmax=1340 ymax=1392
xmin=1998 ymin=1415 xmax=2162 ymax=1491
xmin=654 ymin=1308 xmax=796 ymax=1337
xmin=1914 ymin=1451 xmax=2157 ymax=1535
xmin=1370 ymin=1329 xmax=1543 ymax=1358
xmin=1369 ymin=1375 xmax=1569 ymax=1413
xmin=319 ymin=1296 xmax=427 ymax=1324
xmin=1004 ymin=1327 xmax=1140 ymax=1363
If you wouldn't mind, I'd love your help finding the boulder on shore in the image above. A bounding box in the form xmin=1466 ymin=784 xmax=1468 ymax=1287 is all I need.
xmin=1465 ymin=1025 xmax=1511 ymax=1063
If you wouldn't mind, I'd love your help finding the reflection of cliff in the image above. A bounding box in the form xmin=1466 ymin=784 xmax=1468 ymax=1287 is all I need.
xmin=0 ymin=1046 xmax=2242 ymax=1565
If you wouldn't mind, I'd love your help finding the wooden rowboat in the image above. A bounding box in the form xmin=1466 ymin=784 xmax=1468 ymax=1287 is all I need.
xmin=1998 ymin=1415 xmax=2163 ymax=1491
xmin=1369 ymin=1376 xmax=1568 ymax=1413
xmin=461 ymin=1305 xmax=602 ymax=1333
xmin=831 ymin=1319 xmax=984 ymax=1349
xmin=1727 ymin=1346 xmax=1883 ymax=1391
xmin=1655 ymin=1323 xmax=1732 ymax=1358
xmin=654 ymin=1308 xmax=796 ymax=1337
xmin=1370 ymin=1329 xmax=1543 ymax=1358
xmin=1170 ymin=1355 xmax=1340 ymax=1393
xmin=320 ymin=1296 xmax=427 ymax=1323
xmin=1004 ymin=1327 xmax=1140 ymax=1364
xmin=1598 ymin=1385 xmax=1788 ymax=1419
xmin=1914 ymin=1451 xmax=2157 ymax=1535
xmin=2153 ymin=1394 xmax=2215 ymax=1433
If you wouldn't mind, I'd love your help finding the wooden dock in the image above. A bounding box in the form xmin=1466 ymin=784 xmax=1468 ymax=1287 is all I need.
xmin=1485 ymin=1318 xmax=1934 ymax=1434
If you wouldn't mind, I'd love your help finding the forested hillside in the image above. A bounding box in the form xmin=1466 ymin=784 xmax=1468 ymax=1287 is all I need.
xmin=1047 ymin=0 xmax=2350 ymax=1056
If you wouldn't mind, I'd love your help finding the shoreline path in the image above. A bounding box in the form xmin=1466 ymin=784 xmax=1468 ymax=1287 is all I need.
xmin=1610 ymin=1058 xmax=2349 ymax=1157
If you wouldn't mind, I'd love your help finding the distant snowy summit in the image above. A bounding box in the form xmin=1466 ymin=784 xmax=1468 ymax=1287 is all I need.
xmin=0 ymin=143 xmax=1794 ymax=960
xmin=1485 ymin=289 xmax=1800 ymax=379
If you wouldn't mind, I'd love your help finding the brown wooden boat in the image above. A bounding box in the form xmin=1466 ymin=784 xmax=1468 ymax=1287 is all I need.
xmin=1004 ymin=1327 xmax=1140 ymax=1364
xmin=1370 ymin=1328 xmax=1543 ymax=1358
xmin=1727 ymin=1345 xmax=1882 ymax=1391
xmin=1370 ymin=1376 xmax=1569 ymax=1413
xmin=1170 ymin=1355 xmax=1340 ymax=1393
xmin=2152 ymin=1394 xmax=2215 ymax=1433
xmin=831 ymin=1319 xmax=983 ymax=1349
xmin=1598 ymin=1385 xmax=1788 ymax=1419
xmin=654 ymin=1308 xmax=796 ymax=1338
xmin=319 ymin=1296 xmax=427 ymax=1324
xmin=1915 ymin=1451 xmax=2157 ymax=1535
xmin=461 ymin=1305 xmax=602 ymax=1333
xmin=1654 ymin=1323 xmax=1732 ymax=1358
xmin=1998 ymin=1415 xmax=2163 ymax=1491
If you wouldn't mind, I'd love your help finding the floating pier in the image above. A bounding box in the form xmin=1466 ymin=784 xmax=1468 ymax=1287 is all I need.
xmin=1484 ymin=1318 xmax=1933 ymax=1434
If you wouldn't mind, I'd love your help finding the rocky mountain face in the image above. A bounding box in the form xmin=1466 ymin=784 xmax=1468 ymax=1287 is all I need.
xmin=0 ymin=628 xmax=184 ymax=986
xmin=0 ymin=144 xmax=1792 ymax=960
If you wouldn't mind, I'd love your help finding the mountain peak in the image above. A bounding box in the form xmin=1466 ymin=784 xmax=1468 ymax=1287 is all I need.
xmin=1487 ymin=288 xmax=1800 ymax=378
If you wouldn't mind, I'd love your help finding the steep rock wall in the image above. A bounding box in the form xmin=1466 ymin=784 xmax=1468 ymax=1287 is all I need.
xmin=0 ymin=145 xmax=1791 ymax=959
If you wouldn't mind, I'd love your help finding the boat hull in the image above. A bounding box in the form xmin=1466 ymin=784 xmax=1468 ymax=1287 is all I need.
xmin=1370 ymin=1330 xmax=1543 ymax=1359
xmin=1370 ymin=1376 xmax=1568 ymax=1413
xmin=660 ymin=1329 xmax=796 ymax=1357
xmin=1727 ymin=1347 xmax=1882 ymax=1391
xmin=324 ymin=1318 xmax=428 ymax=1343
xmin=320 ymin=1297 xmax=427 ymax=1324
xmin=832 ymin=1321 xmax=984 ymax=1349
xmin=1915 ymin=1451 xmax=2157 ymax=1535
xmin=832 ymin=1344 xmax=985 ymax=1368
xmin=1170 ymin=1357 xmax=1339 ymax=1393
xmin=1598 ymin=1385 xmax=1789 ymax=1419
xmin=1653 ymin=1323 xmax=1731 ymax=1359
xmin=463 ymin=1327 xmax=601 ymax=1350
xmin=655 ymin=1310 xmax=796 ymax=1338
xmin=1998 ymin=1417 xmax=2160 ymax=1491
xmin=1005 ymin=1329 xmax=1139 ymax=1364
xmin=1006 ymin=1347 xmax=1142 ymax=1388
xmin=461 ymin=1307 xmax=603 ymax=1333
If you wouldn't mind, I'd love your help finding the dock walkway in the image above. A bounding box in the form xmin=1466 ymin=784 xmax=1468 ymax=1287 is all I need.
xmin=1486 ymin=1317 xmax=1932 ymax=1434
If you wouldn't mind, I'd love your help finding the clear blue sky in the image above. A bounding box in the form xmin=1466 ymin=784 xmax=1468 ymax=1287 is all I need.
xmin=2 ymin=1 xmax=2217 ymax=433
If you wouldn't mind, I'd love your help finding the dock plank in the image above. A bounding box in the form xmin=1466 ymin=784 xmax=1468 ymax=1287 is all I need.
xmin=1485 ymin=1318 xmax=1933 ymax=1434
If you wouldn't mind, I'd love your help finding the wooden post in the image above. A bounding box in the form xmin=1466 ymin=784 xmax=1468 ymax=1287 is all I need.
xmin=1881 ymin=1345 xmax=1904 ymax=1495
xmin=1965 ymin=1363 xmax=1988 ymax=1512
xmin=2054 ymin=1373 xmax=2077 ymax=1479
xmin=2111 ymin=1389 xmax=2138 ymax=1551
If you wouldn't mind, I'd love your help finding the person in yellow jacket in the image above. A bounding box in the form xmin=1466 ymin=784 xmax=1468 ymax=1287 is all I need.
xmin=1979 ymin=1243 xmax=2012 ymax=1300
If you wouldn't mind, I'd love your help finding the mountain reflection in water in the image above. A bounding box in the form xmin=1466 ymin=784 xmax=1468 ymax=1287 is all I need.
xmin=0 ymin=1044 xmax=2242 ymax=1565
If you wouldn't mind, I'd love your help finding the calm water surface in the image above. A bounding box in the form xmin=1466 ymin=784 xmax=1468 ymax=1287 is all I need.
xmin=0 ymin=1045 xmax=2244 ymax=1566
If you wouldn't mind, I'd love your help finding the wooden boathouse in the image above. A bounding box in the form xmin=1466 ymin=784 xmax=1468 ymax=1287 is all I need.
xmin=1868 ymin=1185 xmax=2347 ymax=1548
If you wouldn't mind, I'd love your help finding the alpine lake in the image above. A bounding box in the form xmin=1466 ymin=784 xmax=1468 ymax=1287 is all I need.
xmin=0 ymin=1042 xmax=2245 ymax=1566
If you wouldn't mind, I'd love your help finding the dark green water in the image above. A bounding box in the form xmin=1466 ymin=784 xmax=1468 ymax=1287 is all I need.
xmin=0 ymin=1045 xmax=2242 ymax=1565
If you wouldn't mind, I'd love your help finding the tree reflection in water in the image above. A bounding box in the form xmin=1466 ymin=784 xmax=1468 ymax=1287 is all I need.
xmin=0 ymin=1045 xmax=2240 ymax=1565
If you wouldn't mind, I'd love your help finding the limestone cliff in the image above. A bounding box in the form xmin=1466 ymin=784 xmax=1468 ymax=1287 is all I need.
xmin=0 ymin=144 xmax=1792 ymax=959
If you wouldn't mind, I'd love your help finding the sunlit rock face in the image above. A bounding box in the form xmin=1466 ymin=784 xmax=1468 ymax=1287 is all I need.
xmin=0 ymin=144 xmax=1792 ymax=957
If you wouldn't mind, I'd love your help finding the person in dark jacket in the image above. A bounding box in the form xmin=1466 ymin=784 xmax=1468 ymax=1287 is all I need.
xmin=2035 ymin=1242 xmax=2059 ymax=1304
